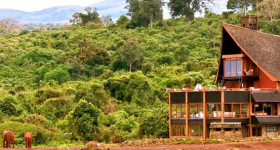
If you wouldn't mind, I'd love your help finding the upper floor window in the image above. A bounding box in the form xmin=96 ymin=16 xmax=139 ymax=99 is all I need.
xmin=189 ymin=104 xmax=203 ymax=119
xmin=224 ymin=58 xmax=242 ymax=77
xmin=252 ymin=103 xmax=277 ymax=115
xmin=224 ymin=103 xmax=249 ymax=118
xmin=172 ymin=104 xmax=185 ymax=118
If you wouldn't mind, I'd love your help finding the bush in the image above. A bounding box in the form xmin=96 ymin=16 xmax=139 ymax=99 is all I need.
xmin=44 ymin=68 xmax=71 ymax=84
xmin=0 ymin=122 xmax=54 ymax=145
xmin=41 ymin=97 xmax=72 ymax=120
xmin=67 ymin=100 xmax=101 ymax=141
xmin=34 ymin=88 xmax=61 ymax=104
xmin=19 ymin=29 xmax=30 ymax=35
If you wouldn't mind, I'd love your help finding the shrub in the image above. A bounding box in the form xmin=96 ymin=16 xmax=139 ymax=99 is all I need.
xmin=0 ymin=122 xmax=54 ymax=145
xmin=67 ymin=100 xmax=101 ymax=141
xmin=41 ymin=97 xmax=72 ymax=120
xmin=44 ymin=68 xmax=71 ymax=84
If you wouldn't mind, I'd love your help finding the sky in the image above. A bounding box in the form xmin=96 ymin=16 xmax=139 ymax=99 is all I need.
xmin=0 ymin=0 xmax=103 ymax=12
xmin=0 ymin=0 xmax=228 ymax=19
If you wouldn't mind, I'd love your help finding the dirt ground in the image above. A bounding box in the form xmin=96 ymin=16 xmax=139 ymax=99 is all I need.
xmin=1 ymin=141 xmax=280 ymax=150
xmin=111 ymin=141 xmax=280 ymax=150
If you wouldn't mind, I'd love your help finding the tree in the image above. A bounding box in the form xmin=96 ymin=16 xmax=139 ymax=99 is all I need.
xmin=70 ymin=7 xmax=101 ymax=25
xmin=168 ymin=0 xmax=210 ymax=22
xmin=101 ymin=15 xmax=113 ymax=26
xmin=0 ymin=18 xmax=21 ymax=35
xmin=258 ymin=0 xmax=280 ymax=21
xmin=139 ymin=0 xmax=163 ymax=27
xmin=67 ymin=100 xmax=101 ymax=141
xmin=70 ymin=13 xmax=83 ymax=24
xmin=227 ymin=0 xmax=256 ymax=15
xmin=126 ymin=0 xmax=163 ymax=27
xmin=116 ymin=15 xmax=130 ymax=27
xmin=119 ymin=38 xmax=143 ymax=72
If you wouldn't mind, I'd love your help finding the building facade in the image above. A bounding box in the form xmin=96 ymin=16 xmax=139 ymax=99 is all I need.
xmin=169 ymin=17 xmax=280 ymax=139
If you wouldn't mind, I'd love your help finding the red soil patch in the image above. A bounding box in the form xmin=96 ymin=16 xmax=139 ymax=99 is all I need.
xmin=111 ymin=141 xmax=280 ymax=150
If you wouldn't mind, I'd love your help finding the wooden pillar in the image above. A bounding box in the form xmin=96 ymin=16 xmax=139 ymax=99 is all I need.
xmin=221 ymin=89 xmax=225 ymax=123
xmin=278 ymin=86 xmax=280 ymax=116
xmin=277 ymin=103 xmax=280 ymax=115
xmin=185 ymin=89 xmax=189 ymax=137
xmin=249 ymin=88 xmax=253 ymax=137
xmin=169 ymin=90 xmax=172 ymax=138
xmin=203 ymin=88 xmax=207 ymax=140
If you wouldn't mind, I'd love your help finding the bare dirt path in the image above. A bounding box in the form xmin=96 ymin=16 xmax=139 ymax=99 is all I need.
xmin=111 ymin=141 xmax=280 ymax=150
xmin=1 ymin=141 xmax=280 ymax=150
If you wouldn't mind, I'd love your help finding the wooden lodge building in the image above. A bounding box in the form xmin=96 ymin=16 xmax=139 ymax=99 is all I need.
xmin=168 ymin=16 xmax=280 ymax=139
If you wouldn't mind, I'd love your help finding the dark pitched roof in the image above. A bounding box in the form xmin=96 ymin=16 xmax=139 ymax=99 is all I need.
xmin=252 ymin=91 xmax=280 ymax=102
xmin=252 ymin=116 xmax=280 ymax=124
xmin=223 ymin=24 xmax=280 ymax=81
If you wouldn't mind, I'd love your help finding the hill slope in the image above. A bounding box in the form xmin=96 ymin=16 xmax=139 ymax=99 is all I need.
xmin=0 ymin=14 xmax=223 ymax=145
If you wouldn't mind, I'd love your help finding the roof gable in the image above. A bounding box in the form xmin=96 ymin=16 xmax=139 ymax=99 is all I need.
xmin=221 ymin=23 xmax=280 ymax=81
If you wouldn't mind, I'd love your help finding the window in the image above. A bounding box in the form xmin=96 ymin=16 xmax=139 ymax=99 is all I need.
xmin=172 ymin=104 xmax=185 ymax=118
xmin=253 ymin=103 xmax=276 ymax=115
xmin=241 ymin=104 xmax=248 ymax=117
xmin=224 ymin=128 xmax=232 ymax=131
xmin=216 ymin=128 xmax=221 ymax=131
xmin=207 ymin=104 xmax=221 ymax=118
xmin=264 ymin=103 xmax=271 ymax=115
xmin=224 ymin=103 xmax=249 ymax=118
xmin=233 ymin=104 xmax=240 ymax=117
xmin=267 ymin=125 xmax=277 ymax=132
xmin=172 ymin=125 xmax=186 ymax=136
xmin=189 ymin=104 xmax=203 ymax=119
xmin=224 ymin=58 xmax=242 ymax=77
xmin=224 ymin=104 xmax=232 ymax=117
xmin=189 ymin=125 xmax=203 ymax=136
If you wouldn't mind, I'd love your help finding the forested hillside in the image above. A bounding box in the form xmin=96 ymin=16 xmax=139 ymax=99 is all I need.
xmin=0 ymin=1 xmax=279 ymax=146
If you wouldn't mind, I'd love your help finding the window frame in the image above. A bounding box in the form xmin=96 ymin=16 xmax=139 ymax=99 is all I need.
xmin=267 ymin=125 xmax=277 ymax=132
xmin=223 ymin=58 xmax=243 ymax=77
xmin=224 ymin=103 xmax=249 ymax=118
xmin=189 ymin=103 xmax=203 ymax=119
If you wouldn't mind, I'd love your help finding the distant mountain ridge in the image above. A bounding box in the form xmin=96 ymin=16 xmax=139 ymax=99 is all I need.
xmin=0 ymin=0 xmax=127 ymax=24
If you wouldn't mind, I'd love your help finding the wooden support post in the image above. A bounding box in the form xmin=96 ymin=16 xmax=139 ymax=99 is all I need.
xmin=185 ymin=89 xmax=189 ymax=137
xmin=221 ymin=89 xmax=224 ymax=123
xmin=169 ymin=90 xmax=172 ymax=138
xmin=203 ymin=88 xmax=207 ymax=140
xmin=278 ymin=103 xmax=280 ymax=116
xmin=249 ymin=88 xmax=253 ymax=137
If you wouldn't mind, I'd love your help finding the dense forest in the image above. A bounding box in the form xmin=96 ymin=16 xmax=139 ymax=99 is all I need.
xmin=0 ymin=0 xmax=279 ymax=147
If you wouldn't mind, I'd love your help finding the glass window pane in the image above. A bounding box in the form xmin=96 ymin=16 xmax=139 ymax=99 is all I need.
xmin=241 ymin=104 xmax=248 ymax=117
xmin=173 ymin=125 xmax=186 ymax=136
xmin=189 ymin=125 xmax=202 ymax=136
xmin=224 ymin=104 xmax=232 ymax=118
xmin=264 ymin=103 xmax=271 ymax=115
xmin=217 ymin=104 xmax=221 ymax=117
xmin=233 ymin=104 xmax=240 ymax=118
xmin=231 ymin=61 xmax=236 ymax=76
xmin=237 ymin=60 xmax=242 ymax=76
xmin=207 ymin=104 xmax=212 ymax=118
xmin=255 ymin=103 xmax=263 ymax=114
xmin=173 ymin=104 xmax=185 ymax=118
xmin=189 ymin=105 xmax=194 ymax=119
xmin=225 ymin=61 xmax=230 ymax=76
xmin=199 ymin=104 xmax=203 ymax=119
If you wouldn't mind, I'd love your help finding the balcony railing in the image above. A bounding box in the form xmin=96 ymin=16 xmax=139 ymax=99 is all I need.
xmin=169 ymin=88 xmax=279 ymax=93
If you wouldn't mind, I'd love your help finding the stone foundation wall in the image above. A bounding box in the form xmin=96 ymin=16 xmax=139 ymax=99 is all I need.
xmin=210 ymin=128 xmax=242 ymax=139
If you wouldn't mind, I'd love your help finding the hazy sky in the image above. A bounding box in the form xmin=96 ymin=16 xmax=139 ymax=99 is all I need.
xmin=0 ymin=0 xmax=103 ymax=11
xmin=0 ymin=0 xmax=228 ymax=19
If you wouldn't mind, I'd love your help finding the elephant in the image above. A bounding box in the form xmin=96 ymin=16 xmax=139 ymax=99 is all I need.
xmin=2 ymin=130 xmax=15 ymax=148
xmin=24 ymin=132 xmax=32 ymax=148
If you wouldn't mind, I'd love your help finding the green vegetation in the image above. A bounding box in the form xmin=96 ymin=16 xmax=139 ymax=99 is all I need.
xmin=0 ymin=2 xmax=279 ymax=146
